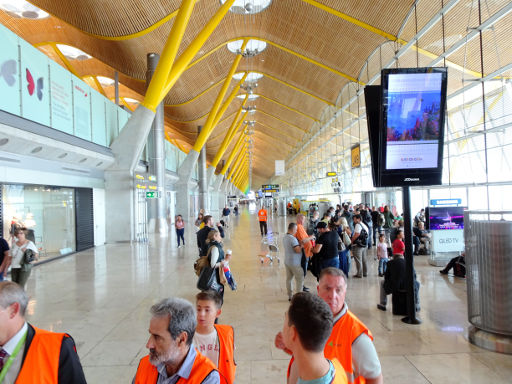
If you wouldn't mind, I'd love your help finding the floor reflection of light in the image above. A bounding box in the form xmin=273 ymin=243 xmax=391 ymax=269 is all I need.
xmin=249 ymin=202 xmax=256 ymax=213
xmin=441 ymin=326 xmax=465 ymax=333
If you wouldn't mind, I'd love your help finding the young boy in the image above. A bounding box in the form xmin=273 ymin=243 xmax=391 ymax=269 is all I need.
xmin=377 ymin=233 xmax=389 ymax=277
xmin=194 ymin=290 xmax=236 ymax=384
xmin=283 ymin=292 xmax=347 ymax=384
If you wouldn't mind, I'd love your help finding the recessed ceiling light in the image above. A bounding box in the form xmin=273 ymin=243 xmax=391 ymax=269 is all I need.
xmin=97 ymin=76 xmax=115 ymax=86
xmin=79 ymin=158 xmax=87 ymax=163
xmin=233 ymin=72 xmax=263 ymax=82
xmin=31 ymin=146 xmax=42 ymax=154
xmin=227 ymin=39 xmax=267 ymax=57
xmin=96 ymin=161 xmax=103 ymax=167
xmin=124 ymin=98 xmax=140 ymax=104
xmin=56 ymin=44 xmax=91 ymax=61
xmin=0 ymin=0 xmax=49 ymax=19
xmin=58 ymin=153 xmax=68 ymax=159
xmin=0 ymin=138 xmax=8 ymax=146
xmin=220 ymin=0 xmax=272 ymax=15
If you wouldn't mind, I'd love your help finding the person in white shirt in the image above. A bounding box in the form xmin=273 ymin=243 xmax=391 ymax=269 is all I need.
xmin=351 ymin=214 xmax=369 ymax=278
xmin=10 ymin=228 xmax=38 ymax=289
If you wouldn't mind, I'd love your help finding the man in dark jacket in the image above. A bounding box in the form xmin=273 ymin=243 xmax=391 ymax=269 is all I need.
xmin=197 ymin=216 xmax=214 ymax=256
xmin=0 ymin=281 xmax=87 ymax=383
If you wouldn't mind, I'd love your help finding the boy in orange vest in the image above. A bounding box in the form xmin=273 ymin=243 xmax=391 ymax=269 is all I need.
xmin=283 ymin=292 xmax=347 ymax=384
xmin=194 ymin=290 xmax=236 ymax=384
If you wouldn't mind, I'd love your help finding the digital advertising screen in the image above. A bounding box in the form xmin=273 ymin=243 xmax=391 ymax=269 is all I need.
xmin=429 ymin=207 xmax=465 ymax=231
xmin=379 ymin=67 xmax=447 ymax=186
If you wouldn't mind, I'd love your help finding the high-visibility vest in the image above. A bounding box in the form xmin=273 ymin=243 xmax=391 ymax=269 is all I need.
xmin=324 ymin=310 xmax=374 ymax=384
xmin=215 ymin=324 xmax=236 ymax=384
xmin=134 ymin=349 xmax=217 ymax=384
xmin=286 ymin=357 xmax=348 ymax=384
xmin=15 ymin=327 xmax=65 ymax=383
xmin=258 ymin=210 xmax=267 ymax=221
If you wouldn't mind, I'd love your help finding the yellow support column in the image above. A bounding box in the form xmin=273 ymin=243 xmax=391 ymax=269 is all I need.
xmin=192 ymin=41 xmax=248 ymax=153
xmin=211 ymin=106 xmax=248 ymax=168
xmin=142 ymin=0 xmax=196 ymax=112
xmin=227 ymin=145 xmax=247 ymax=181
xmin=211 ymin=73 xmax=248 ymax=128
xmin=235 ymin=167 xmax=248 ymax=189
xmin=220 ymin=130 xmax=246 ymax=175
xmin=229 ymin=153 xmax=247 ymax=183
xmin=232 ymin=155 xmax=248 ymax=183
xmin=160 ymin=0 xmax=237 ymax=99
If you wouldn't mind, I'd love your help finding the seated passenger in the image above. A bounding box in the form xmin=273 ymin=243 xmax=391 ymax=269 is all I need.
xmin=440 ymin=253 xmax=466 ymax=277
xmin=413 ymin=222 xmax=430 ymax=255
xmin=283 ymin=292 xmax=347 ymax=384
xmin=194 ymin=291 xmax=236 ymax=384
xmin=133 ymin=297 xmax=220 ymax=383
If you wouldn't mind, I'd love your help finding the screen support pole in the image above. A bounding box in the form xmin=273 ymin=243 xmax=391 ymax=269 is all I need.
xmin=401 ymin=186 xmax=422 ymax=324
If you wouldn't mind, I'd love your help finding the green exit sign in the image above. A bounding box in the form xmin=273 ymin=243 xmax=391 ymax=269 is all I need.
xmin=146 ymin=191 xmax=157 ymax=199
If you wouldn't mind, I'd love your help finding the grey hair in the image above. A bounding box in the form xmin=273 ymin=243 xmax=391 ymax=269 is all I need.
xmin=0 ymin=281 xmax=28 ymax=316
xmin=150 ymin=298 xmax=196 ymax=346
xmin=319 ymin=267 xmax=348 ymax=287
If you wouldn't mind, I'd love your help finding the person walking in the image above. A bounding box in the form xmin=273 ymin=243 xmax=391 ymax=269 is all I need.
xmin=10 ymin=228 xmax=38 ymax=289
xmin=258 ymin=207 xmax=268 ymax=236
xmin=175 ymin=215 xmax=185 ymax=248
xmin=283 ymin=223 xmax=304 ymax=301
xmin=222 ymin=206 xmax=231 ymax=228
xmin=206 ymin=229 xmax=231 ymax=301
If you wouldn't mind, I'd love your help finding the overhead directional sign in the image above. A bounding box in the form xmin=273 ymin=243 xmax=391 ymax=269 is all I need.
xmin=262 ymin=184 xmax=279 ymax=190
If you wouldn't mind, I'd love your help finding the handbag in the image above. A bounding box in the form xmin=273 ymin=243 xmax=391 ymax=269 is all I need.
xmin=337 ymin=236 xmax=345 ymax=252
xmin=197 ymin=265 xmax=217 ymax=291
xmin=23 ymin=248 xmax=36 ymax=264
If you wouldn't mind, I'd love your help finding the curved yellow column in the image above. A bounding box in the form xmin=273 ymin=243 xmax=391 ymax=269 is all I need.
xmin=211 ymin=106 xmax=248 ymax=168
xmin=142 ymin=0 xmax=196 ymax=112
xmin=220 ymin=130 xmax=246 ymax=175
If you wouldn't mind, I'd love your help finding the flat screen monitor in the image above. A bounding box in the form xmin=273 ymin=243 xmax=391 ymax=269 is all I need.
xmin=364 ymin=85 xmax=382 ymax=187
xmin=429 ymin=206 xmax=465 ymax=230
xmin=379 ymin=67 xmax=447 ymax=186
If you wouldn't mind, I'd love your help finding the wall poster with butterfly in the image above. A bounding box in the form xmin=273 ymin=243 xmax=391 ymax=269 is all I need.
xmin=20 ymin=39 xmax=50 ymax=126
xmin=0 ymin=23 xmax=20 ymax=116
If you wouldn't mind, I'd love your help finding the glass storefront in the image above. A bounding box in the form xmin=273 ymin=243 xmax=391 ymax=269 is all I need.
xmin=3 ymin=185 xmax=76 ymax=261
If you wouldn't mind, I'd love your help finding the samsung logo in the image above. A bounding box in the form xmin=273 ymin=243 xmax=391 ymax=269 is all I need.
xmin=404 ymin=178 xmax=420 ymax=181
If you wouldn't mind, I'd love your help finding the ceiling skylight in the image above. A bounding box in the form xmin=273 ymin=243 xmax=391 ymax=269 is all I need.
xmin=97 ymin=76 xmax=115 ymax=86
xmin=227 ymin=39 xmax=267 ymax=57
xmin=56 ymin=44 xmax=91 ymax=61
xmin=220 ymin=0 xmax=272 ymax=15
xmin=124 ymin=98 xmax=140 ymax=104
xmin=233 ymin=72 xmax=263 ymax=82
xmin=0 ymin=0 xmax=49 ymax=19
xmin=237 ymin=94 xmax=259 ymax=100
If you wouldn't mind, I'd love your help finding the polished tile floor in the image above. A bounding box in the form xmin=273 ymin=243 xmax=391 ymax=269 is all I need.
xmin=23 ymin=208 xmax=512 ymax=383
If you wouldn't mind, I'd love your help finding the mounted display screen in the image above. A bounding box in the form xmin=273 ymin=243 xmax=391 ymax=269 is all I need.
xmin=429 ymin=206 xmax=465 ymax=230
xmin=379 ymin=67 xmax=447 ymax=186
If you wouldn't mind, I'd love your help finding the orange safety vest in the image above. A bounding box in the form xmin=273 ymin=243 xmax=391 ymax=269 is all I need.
xmin=215 ymin=324 xmax=236 ymax=384
xmin=15 ymin=326 xmax=65 ymax=383
xmin=134 ymin=349 xmax=218 ymax=384
xmin=324 ymin=310 xmax=373 ymax=384
xmin=258 ymin=209 xmax=267 ymax=221
xmin=286 ymin=357 xmax=347 ymax=384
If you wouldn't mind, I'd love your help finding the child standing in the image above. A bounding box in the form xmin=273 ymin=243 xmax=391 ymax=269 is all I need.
xmin=377 ymin=233 xmax=388 ymax=277
xmin=175 ymin=215 xmax=185 ymax=248
xmin=392 ymin=230 xmax=405 ymax=259
xmin=194 ymin=290 xmax=236 ymax=384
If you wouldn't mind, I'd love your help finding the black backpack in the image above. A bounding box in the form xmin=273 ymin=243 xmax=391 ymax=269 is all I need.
xmin=354 ymin=225 xmax=368 ymax=247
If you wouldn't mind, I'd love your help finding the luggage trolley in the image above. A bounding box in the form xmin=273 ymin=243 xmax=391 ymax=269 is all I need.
xmin=259 ymin=231 xmax=280 ymax=264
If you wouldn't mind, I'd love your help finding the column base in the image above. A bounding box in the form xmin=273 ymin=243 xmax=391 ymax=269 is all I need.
xmin=469 ymin=325 xmax=512 ymax=354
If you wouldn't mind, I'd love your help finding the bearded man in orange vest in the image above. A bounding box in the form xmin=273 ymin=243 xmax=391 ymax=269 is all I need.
xmin=283 ymin=292 xmax=347 ymax=384
xmin=258 ymin=207 xmax=268 ymax=236
xmin=194 ymin=291 xmax=236 ymax=384
xmin=0 ymin=281 xmax=87 ymax=383
xmin=275 ymin=268 xmax=383 ymax=384
xmin=133 ymin=297 xmax=221 ymax=383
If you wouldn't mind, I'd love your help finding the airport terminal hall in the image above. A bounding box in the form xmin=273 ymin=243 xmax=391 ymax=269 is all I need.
xmin=1 ymin=0 xmax=512 ymax=383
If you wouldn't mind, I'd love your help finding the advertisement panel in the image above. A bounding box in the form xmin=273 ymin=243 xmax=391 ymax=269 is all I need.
xmin=49 ymin=61 xmax=73 ymax=134
xmin=20 ymin=39 xmax=50 ymax=126
xmin=72 ymin=77 xmax=91 ymax=140
xmin=91 ymin=89 xmax=107 ymax=146
xmin=0 ymin=24 xmax=20 ymax=116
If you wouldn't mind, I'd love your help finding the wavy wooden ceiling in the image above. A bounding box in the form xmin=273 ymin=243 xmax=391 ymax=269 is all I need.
xmin=0 ymin=0 xmax=420 ymax=182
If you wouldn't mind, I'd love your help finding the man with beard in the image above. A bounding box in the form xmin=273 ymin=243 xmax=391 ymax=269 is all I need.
xmin=133 ymin=298 xmax=220 ymax=383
